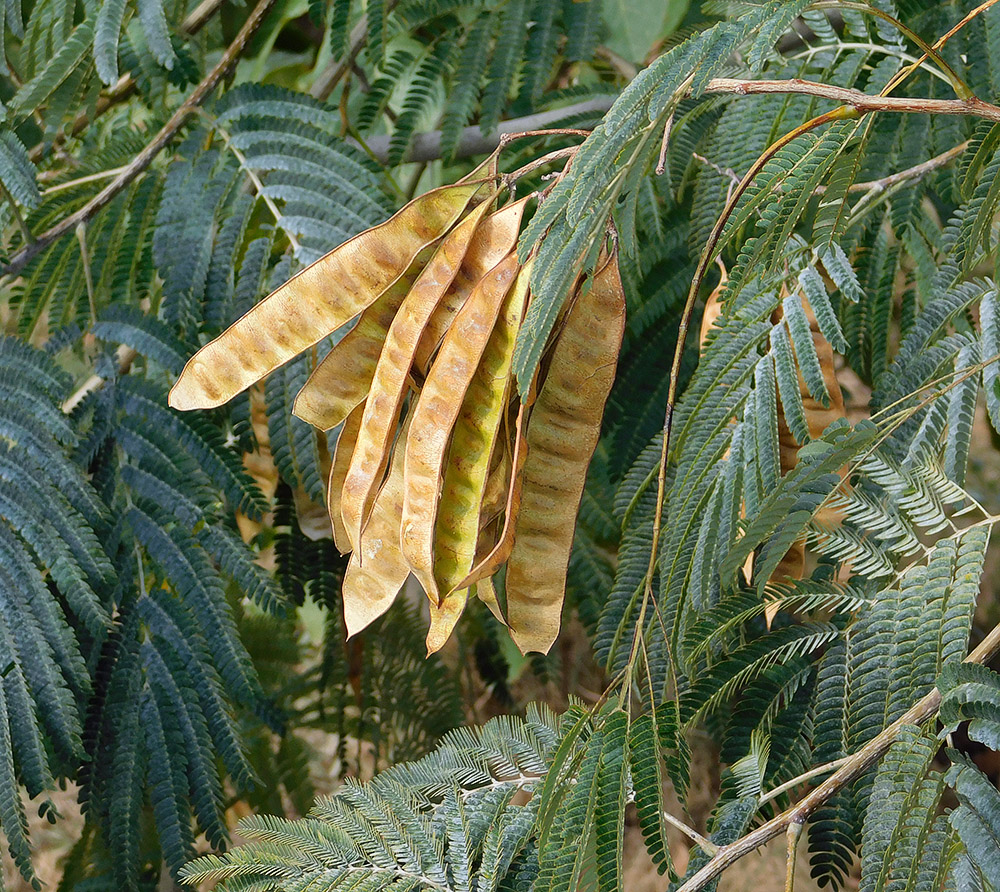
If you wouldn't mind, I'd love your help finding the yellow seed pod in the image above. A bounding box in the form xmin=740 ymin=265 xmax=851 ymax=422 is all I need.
xmin=401 ymin=252 xmax=521 ymax=603
xmin=451 ymin=401 xmax=529 ymax=593
xmin=505 ymin=249 xmax=626 ymax=654
xmin=168 ymin=181 xmax=483 ymax=411
xmin=326 ymin=402 xmax=366 ymax=554
xmin=412 ymin=198 xmax=529 ymax=376
xmin=341 ymin=413 xmax=413 ymax=638
xmin=431 ymin=261 xmax=531 ymax=619
xmin=291 ymin=250 xmax=430 ymax=431
xmin=340 ymin=198 xmax=529 ymax=551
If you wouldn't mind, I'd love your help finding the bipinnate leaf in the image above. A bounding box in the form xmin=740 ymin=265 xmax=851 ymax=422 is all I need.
xmin=506 ymin=250 xmax=625 ymax=653
xmin=168 ymin=181 xmax=483 ymax=411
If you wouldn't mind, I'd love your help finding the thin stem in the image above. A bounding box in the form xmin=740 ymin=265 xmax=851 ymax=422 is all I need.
xmin=676 ymin=595 xmax=1000 ymax=892
xmin=812 ymin=0 xmax=971 ymax=97
xmin=814 ymin=140 xmax=968 ymax=194
xmin=41 ymin=166 xmax=129 ymax=197
xmin=211 ymin=116 xmax=303 ymax=255
xmin=502 ymin=146 xmax=581 ymax=186
xmin=0 ymin=180 xmax=32 ymax=245
xmin=663 ymin=810 xmax=720 ymax=855
xmin=360 ymin=101 xmax=611 ymax=165
xmin=76 ymin=222 xmax=96 ymax=325
xmin=3 ymin=0 xmax=278 ymax=280
xmin=784 ymin=822 xmax=803 ymax=892
xmin=655 ymin=112 xmax=674 ymax=176
xmin=758 ymin=757 xmax=851 ymax=805
xmin=62 ymin=346 xmax=137 ymax=413
xmin=702 ymin=78 xmax=1000 ymax=122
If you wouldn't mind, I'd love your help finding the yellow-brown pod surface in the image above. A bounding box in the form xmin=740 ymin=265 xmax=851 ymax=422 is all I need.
xmin=327 ymin=402 xmax=366 ymax=554
xmin=401 ymin=252 xmax=521 ymax=603
xmin=339 ymin=198 xmax=526 ymax=550
xmin=168 ymin=181 xmax=482 ymax=411
xmin=341 ymin=413 xmax=413 ymax=637
xmin=292 ymin=250 xmax=430 ymax=431
xmin=505 ymin=249 xmax=626 ymax=654
xmin=427 ymin=261 xmax=531 ymax=649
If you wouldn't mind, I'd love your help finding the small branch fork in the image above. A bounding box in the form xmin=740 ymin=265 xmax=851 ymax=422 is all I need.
xmin=676 ymin=617 xmax=1000 ymax=892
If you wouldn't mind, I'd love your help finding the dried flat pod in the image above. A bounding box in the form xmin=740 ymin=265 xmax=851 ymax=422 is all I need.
xmin=401 ymin=252 xmax=521 ymax=603
xmin=452 ymin=401 xmax=529 ymax=592
xmin=327 ymin=402 xmax=366 ymax=554
xmin=292 ymin=252 xmax=429 ymax=431
xmin=412 ymin=197 xmax=531 ymax=376
xmin=432 ymin=262 xmax=531 ymax=622
xmin=341 ymin=414 xmax=413 ymax=638
xmin=341 ymin=198 xmax=529 ymax=551
xmin=168 ymin=180 xmax=484 ymax=411
xmin=505 ymin=250 xmax=626 ymax=654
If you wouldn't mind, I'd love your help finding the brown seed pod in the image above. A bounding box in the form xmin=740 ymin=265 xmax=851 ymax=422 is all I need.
xmin=327 ymin=402 xmax=366 ymax=554
xmin=291 ymin=251 xmax=429 ymax=431
xmin=451 ymin=400 xmax=529 ymax=593
xmin=341 ymin=413 xmax=413 ymax=638
xmin=339 ymin=198 xmax=526 ymax=550
xmin=429 ymin=261 xmax=531 ymax=635
xmin=504 ymin=248 xmax=626 ymax=654
xmin=168 ymin=180 xmax=484 ymax=411
xmin=400 ymin=252 xmax=521 ymax=603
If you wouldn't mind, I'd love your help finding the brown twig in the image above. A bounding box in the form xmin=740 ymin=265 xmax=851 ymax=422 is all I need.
xmin=28 ymin=0 xmax=231 ymax=163
xmin=675 ymin=615 xmax=1000 ymax=892
xmin=824 ymin=140 xmax=968 ymax=193
xmin=3 ymin=0 xmax=278 ymax=281
xmin=702 ymin=77 xmax=1000 ymax=122
xmin=346 ymin=102 xmax=611 ymax=164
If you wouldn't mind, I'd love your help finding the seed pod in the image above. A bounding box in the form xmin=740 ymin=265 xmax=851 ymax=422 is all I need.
xmin=473 ymin=576 xmax=504 ymax=624
xmin=168 ymin=181 xmax=483 ymax=411
xmin=401 ymin=252 xmax=521 ymax=602
xmin=340 ymin=198 xmax=528 ymax=551
xmin=505 ymin=249 xmax=626 ymax=654
xmin=412 ymin=198 xmax=530 ymax=375
xmin=341 ymin=413 xmax=413 ymax=638
xmin=327 ymin=402 xmax=366 ymax=554
xmin=292 ymin=251 xmax=430 ymax=431
xmin=432 ymin=261 xmax=531 ymax=613
xmin=451 ymin=400 xmax=529 ymax=592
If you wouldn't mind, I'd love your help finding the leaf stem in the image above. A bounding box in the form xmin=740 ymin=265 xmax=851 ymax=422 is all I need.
xmin=662 ymin=810 xmax=720 ymax=855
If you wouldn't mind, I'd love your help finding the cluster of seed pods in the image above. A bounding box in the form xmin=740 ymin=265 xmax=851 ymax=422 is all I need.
xmin=170 ymin=164 xmax=625 ymax=654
